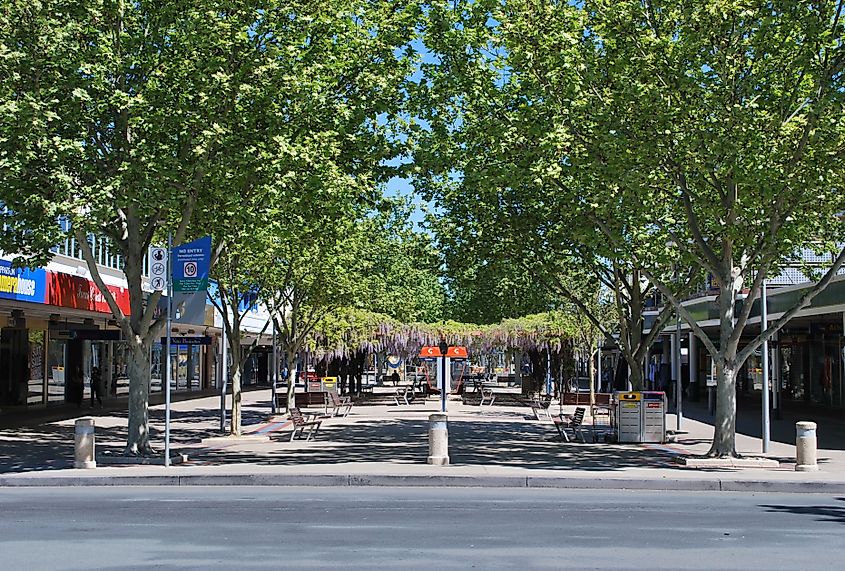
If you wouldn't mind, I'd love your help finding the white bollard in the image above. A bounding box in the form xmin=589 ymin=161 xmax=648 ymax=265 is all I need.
xmin=74 ymin=418 xmax=96 ymax=469
xmin=795 ymin=421 xmax=818 ymax=472
xmin=427 ymin=413 xmax=449 ymax=466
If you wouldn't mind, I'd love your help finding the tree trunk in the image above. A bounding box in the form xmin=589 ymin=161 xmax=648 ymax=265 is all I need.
xmin=588 ymin=346 xmax=596 ymax=407
xmin=230 ymin=363 xmax=242 ymax=436
xmin=628 ymin=362 xmax=645 ymax=391
xmin=709 ymin=361 xmax=738 ymax=457
xmin=125 ymin=341 xmax=153 ymax=456
xmin=708 ymin=271 xmax=742 ymax=457
xmin=286 ymin=348 xmax=297 ymax=413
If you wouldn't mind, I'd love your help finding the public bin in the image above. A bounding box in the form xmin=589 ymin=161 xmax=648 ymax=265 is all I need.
xmin=320 ymin=376 xmax=338 ymax=392
xmin=641 ymin=391 xmax=667 ymax=443
xmin=616 ymin=392 xmax=643 ymax=443
xmin=614 ymin=391 xmax=667 ymax=443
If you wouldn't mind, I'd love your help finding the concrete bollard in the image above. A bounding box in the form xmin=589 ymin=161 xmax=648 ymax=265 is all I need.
xmin=795 ymin=421 xmax=818 ymax=472
xmin=74 ymin=418 xmax=96 ymax=469
xmin=427 ymin=413 xmax=449 ymax=466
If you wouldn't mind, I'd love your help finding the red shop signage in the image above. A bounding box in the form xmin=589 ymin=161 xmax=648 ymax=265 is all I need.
xmin=47 ymin=272 xmax=131 ymax=315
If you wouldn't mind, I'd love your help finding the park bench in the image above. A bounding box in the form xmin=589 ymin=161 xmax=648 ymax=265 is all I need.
xmin=288 ymin=407 xmax=322 ymax=442
xmin=479 ymin=387 xmax=496 ymax=407
xmin=394 ymin=385 xmax=416 ymax=405
xmin=326 ymin=390 xmax=353 ymax=418
xmin=553 ymin=406 xmax=586 ymax=443
xmin=530 ymin=399 xmax=553 ymax=421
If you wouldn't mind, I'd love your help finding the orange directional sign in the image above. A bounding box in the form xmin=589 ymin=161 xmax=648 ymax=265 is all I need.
xmin=419 ymin=345 xmax=443 ymax=358
xmin=446 ymin=346 xmax=468 ymax=359
xmin=418 ymin=346 xmax=468 ymax=359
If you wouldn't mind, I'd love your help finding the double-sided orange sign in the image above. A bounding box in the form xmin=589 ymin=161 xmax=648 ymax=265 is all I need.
xmin=418 ymin=346 xmax=468 ymax=359
xmin=446 ymin=346 xmax=468 ymax=359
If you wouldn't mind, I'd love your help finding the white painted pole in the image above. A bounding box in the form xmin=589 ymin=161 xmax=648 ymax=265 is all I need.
xmin=271 ymin=321 xmax=277 ymax=415
xmin=675 ymin=317 xmax=682 ymax=431
xmin=165 ymin=232 xmax=172 ymax=468
xmin=762 ymin=282 xmax=770 ymax=453
xmin=688 ymin=332 xmax=698 ymax=390
xmin=220 ymin=311 xmax=228 ymax=433
xmin=596 ymin=341 xmax=602 ymax=393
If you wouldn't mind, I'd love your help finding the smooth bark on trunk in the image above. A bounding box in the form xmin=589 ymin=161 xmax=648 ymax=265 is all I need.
xmin=285 ymin=349 xmax=297 ymax=413
xmin=230 ymin=364 xmax=242 ymax=436
xmin=628 ymin=364 xmax=644 ymax=391
xmin=125 ymin=342 xmax=153 ymax=455
xmin=711 ymin=362 xmax=738 ymax=457
xmin=708 ymin=276 xmax=742 ymax=457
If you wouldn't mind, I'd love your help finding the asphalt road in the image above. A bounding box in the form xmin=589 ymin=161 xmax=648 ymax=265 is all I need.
xmin=0 ymin=487 xmax=842 ymax=570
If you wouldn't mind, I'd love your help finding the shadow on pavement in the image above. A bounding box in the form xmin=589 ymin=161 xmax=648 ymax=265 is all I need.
xmin=759 ymin=497 xmax=845 ymax=525
xmin=191 ymin=417 xmax=684 ymax=472
xmin=683 ymin=400 xmax=845 ymax=451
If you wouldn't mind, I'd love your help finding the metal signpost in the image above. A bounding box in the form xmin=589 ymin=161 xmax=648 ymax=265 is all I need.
xmin=762 ymin=282 xmax=770 ymax=453
xmin=166 ymin=236 xmax=212 ymax=450
xmin=150 ymin=244 xmax=171 ymax=466
xmin=164 ymin=237 xmax=173 ymax=467
xmin=271 ymin=322 xmax=277 ymax=415
xmin=675 ymin=318 xmax=682 ymax=432
xmin=418 ymin=344 xmax=468 ymax=414
xmin=438 ymin=340 xmax=448 ymax=413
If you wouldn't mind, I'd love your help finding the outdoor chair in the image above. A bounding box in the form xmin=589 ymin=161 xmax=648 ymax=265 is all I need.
xmin=326 ymin=390 xmax=353 ymax=418
xmin=394 ymin=385 xmax=415 ymax=405
xmin=530 ymin=399 xmax=553 ymax=421
xmin=554 ymin=406 xmax=586 ymax=442
xmin=288 ymin=407 xmax=322 ymax=442
xmin=480 ymin=387 xmax=496 ymax=407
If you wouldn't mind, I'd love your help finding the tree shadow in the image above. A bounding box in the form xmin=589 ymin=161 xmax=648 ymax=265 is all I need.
xmin=684 ymin=400 xmax=845 ymax=451
xmin=759 ymin=498 xmax=845 ymax=525
xmin=191 ymin=417 xmax=683 ymax=471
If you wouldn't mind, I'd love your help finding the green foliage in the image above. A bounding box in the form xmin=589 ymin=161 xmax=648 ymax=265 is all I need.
xmin=356 ymin=197 xmax=447 ymax=323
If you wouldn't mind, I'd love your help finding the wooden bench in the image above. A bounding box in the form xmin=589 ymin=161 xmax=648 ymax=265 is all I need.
xmin=530 ymin=399 xmax=553 ymax=421
xmin=289 ymin=407 xmax=322 ymax=441
xmin=553 ymin=406 xmax=586 ymax=442
xmin=326 ymin=390 xmax=353 ymax=417
xmin=394 ymin=385 xmax=415 ymax=405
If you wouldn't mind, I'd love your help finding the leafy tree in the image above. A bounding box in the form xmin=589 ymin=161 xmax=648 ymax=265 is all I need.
xmin=557 ymin=0 xmax=845 ymax=456
xmin=412 ymin=0 xmax=688 ymax=391
xmin=360 ymin=197 xmax=446 ymax=324
xmin=444 ymin=0 xmax=845 ymax=456
xmin=417 ymin=1 xmax=845 ymax=458
xmin=0 ymin=1 xmax=274 ymax=455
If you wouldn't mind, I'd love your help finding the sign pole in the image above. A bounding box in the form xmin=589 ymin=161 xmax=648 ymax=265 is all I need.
xmin=762 ymin=281 xmax=770 ymax=453
xmin=675 ymin=314 xmax=682 ymax=431
xmin=165 ymin=232 xmax=172 ymax=468
xmin=220 ymin=313 xmax=228 ymax=433
xmin=271 ymin=321 xmax=277 ymax=415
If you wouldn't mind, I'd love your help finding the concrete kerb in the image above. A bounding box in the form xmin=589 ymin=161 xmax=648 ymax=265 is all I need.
xmin=2 ymin=472 xmax=845 ymax=493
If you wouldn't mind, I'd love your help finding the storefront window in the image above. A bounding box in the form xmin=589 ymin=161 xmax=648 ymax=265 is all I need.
xmin=47 ymin=337 xmax=66 ymax=404
xmin=112 ymin=342 xmax=130 ymax=396
xmin=151 ymin=343 xmax=163 ymax=393
xmin=28 ymin=330 xmax=45 ymax=405
xmin=155 ymin=342 xmax=204 ymax=392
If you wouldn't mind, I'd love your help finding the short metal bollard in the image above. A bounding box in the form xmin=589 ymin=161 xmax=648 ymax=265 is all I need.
xmin=427 ymin=413 xmax=449 ymax=466
xmin=74 ymin=418 xmax=96 ymax=469
xmin=795 ymin=421 xmax=818 ymax=472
